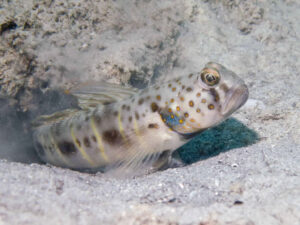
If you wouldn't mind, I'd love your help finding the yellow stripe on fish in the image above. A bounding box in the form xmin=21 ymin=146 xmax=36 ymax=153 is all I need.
xmin=70 ymin=126 xmax=96 ymax=166
xmin=117 ymin=108 xmax=128 ymax=142
xmin=90 ymin=116 xmax=109 ymax=162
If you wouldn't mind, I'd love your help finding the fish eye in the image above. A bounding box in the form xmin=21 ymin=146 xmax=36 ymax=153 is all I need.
xmin=200 ymin=69 xmax=220 ymax=86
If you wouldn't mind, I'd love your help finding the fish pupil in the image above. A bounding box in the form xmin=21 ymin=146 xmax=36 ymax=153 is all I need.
xmin=206 ymin=74 xmax=216 ymax=82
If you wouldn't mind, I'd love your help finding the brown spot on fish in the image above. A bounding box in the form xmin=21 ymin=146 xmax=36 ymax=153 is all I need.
xmin=113 ymin=111 xmax=118 ymax=116
xmin=146 ymin=96 xmax=151 ymax=100
xmin=209 ymin=88 xmax=220 ymax=102
xmin=208 ymin=104 xmax=215 ymax=110
xmin=189 ymin=100 xmax=194 ymax=107
xmin=186 ymin=87 xmax=193 ymax=92
xmin=83 ymin=137 xmax=91 ymax=148
xmin=92 ymin=136 xmax=97 ymax=142
xmin=196 ymin=92 xmax=201 ymax=97
xmin=196 ymin=108 xmax=201 ymax=113
xmin=156 ymin=95 xmax=161 ymax=101
xmin=201 ymin=99 xmax=207 ymax=103
xmin=151 ymin=102 xmax=159 ymax=112
xmin=135 ymin=111 xmax=139 ymax=120
xmin=190 ymin=118 xmax=195 ymax=123
xmin=220 ymin=83 xmax=230 ymax=93
xmin=128 ymin=116 xmax=132 ymax=122
xmin=182 ymin=85 xmax=185 ymax=90
xmin=176 ymin=106 xmax=180 ymax=111
xmin=184 ymin=112 xmax=189 ymax=118
xmin=148 ymin=123 xmax=159 ymax=129
xmin=188 ymin=73 xmax=193 ymax=78
xmin=122 ymin=104 xmax=126 ymax=110
xmin=170 ymin=114 xmax=174 ymax=119
xmin=126 ymin=105 xmax=130 ymax=111
xmin=168 ymin=108 xmax=172 ymax=113
xmin=138 ymin=98 xmax=144 ymax=105
xmin=165 ymin=101 xmax=168 ymax=105
xmin=170 ymin=98 xmax=174 ymax=103
xmin=58 ymin=141 xmax=77 ymax=155
xmin=172 ymin=87 xmax=176 ymax=92
xmin=103 ymin=129 xmax=122 ymax=145
xmin=179 ymin=119 xmax=183 ymax=124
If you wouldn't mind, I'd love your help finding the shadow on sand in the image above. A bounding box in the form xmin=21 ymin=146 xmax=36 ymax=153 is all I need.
xmin=177 ymin=118 xmax=259 ymax=164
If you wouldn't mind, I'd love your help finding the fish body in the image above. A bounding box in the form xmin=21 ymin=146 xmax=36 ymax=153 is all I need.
xmin=33 ymin=62 xmax=248 ymax=175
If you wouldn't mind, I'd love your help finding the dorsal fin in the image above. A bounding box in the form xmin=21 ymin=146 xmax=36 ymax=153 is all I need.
xmin=32 ymin=82 xmax=138 ymax=128
xmin=32 ymin=108 xmax=80 ymax=128
xmin=68 ymin=82 xmax=138 ymax=110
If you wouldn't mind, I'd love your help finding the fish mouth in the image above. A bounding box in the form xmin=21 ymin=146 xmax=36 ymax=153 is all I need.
xmin=221 ymin=84 xmax=249 ymax=117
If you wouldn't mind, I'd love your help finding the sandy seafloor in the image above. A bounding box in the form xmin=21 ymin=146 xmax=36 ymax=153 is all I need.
xmin=0 ymin=0 xmax=300 ymax=224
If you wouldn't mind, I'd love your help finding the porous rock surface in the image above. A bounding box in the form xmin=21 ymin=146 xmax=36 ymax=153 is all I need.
xmin=0 ymin=0 xmax=299 ymax=224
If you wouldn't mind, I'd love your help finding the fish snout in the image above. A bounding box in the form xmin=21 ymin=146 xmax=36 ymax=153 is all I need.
xmin=221 ymin=84 xmax=249 ymax=117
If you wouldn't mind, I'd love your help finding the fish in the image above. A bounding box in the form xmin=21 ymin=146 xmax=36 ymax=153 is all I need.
xmin=32 ymin=62 xmax=249 ymax=176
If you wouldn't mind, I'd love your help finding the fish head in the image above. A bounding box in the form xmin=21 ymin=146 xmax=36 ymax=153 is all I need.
xmin=162 ymin=62 xmax=248 ymax=137
xmin=197 ymin=62 xmax=249 ymax=122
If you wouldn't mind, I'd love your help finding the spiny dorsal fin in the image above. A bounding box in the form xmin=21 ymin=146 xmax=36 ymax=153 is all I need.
xmin=68 ymin=82 xmax=138 ymax=110
xmin=33 ymin=82 xmax=138 ymax=128
xmin=32 ymin=108 xmax=80 ymax=128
